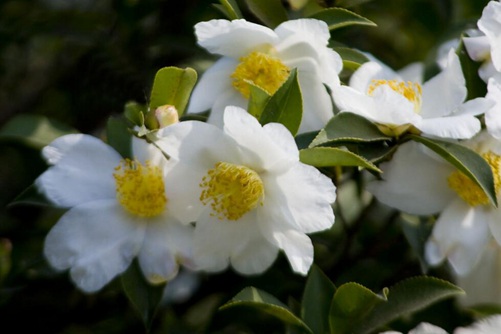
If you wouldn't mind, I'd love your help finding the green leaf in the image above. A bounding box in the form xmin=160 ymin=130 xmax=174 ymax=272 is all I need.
xmin=124 ymin=101 xmax=146 ymax=127
xmin=399 ymin=214 xmax=434 ymax=272
xmin=300 ymin=147 xmax=382 ymax=172
xmin=329 ymin=282 xmax=386 ymax=334
xmin=333 ymin=47 xmax=370 ymax=71
xmin=457 ymin=37 xmax=487 ymax=100
xmin=409 ymin=134 xmax=497 ymax=207
xmin=8 ymin=184 xmax=51 ymax=207
xmin=310 ymin=112 xmax=391 ymax=148
xmin=0 ymin=114 xmax=77 ymax=149
xmin=220 ymin=287 xmax=312 ymax=333
xmin=247 ymin=82 xmax=271 ymax=119
xmin=309 ymin=7 xmax=376 ymax=31
xmin=243 ymin=0 xmax=288 ymax=28
xmin=354 ymin=276 xmax=464 ymax=334
xmin=149 ymin=66 xmax=198 ymax=117
xmin=212 ymin=0 xmax=242 ymax=20
xmin=259 ymin=69 xmax=303 ymax=136
xmin=106 ymin=116 xmax=132 ymax=159
xmin=301 ymin=266 xmax=336 ymax=334
xmin=121 ymin=260 xmax=166 ymax=331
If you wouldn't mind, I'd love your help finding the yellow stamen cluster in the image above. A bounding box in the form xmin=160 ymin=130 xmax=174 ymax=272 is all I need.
xmin=231 ymin=51 xmax=290 ymax=98
xmin=368 ymin=79 xmax=423 ymax=113
xmin=200 ymin=162 xmax=264 ymax=221
xmin=114 ymin=159 xmax=167 ymax=217
xmin=448 ymin=151 xmax=501 ymax=207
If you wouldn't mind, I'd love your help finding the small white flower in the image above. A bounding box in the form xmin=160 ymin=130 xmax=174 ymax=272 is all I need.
xmin=187 ymin=18 xmax=342 ymax=133
xmin=368 ymin=132 xmax=501 ymax=275
xmin=380 ymin=322 xmax=448 ymax=334
xmin=464 ymin=0 xmax=501 ymax=82
xmin=332 ymin=50 xmax=492 ymax=139
xmin=154 ymin=106 xmax=336 ymax=275
xmin=36 ymin=134 xmax=194 ymax=293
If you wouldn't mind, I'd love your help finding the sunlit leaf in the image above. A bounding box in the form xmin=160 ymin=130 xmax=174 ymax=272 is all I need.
xmin=220 ymin=287 xmax=312 ymax=333
xmin=212 ymin=0 xmax=242 ymax=20
xmin=124 ymin=101 xmax=146 ymax=127
xmin=409 ymin=134 xmax=497 ymax=207
xmin=354 ymin=276 xmax=464 ymax=334
xmin=121 ymin=260 xmax=166 ymax=331
xmin=300 ymin=147 xmax=381 ymax=172
xmin=259 ymin=69 xmax=303 ymax=136
xmin=149 ymin=66 xmax=197 ymax=117
xmin=309 ymin=7 xmax=376 ymax=30
xmin=243 ymin=0 xmax=288 ymax=28
xmin=329 ymin=282 xmax=386 ymax=334
xmin=310 ymin=112 xmax=391 ymax=147
xmin=247 ymin=82 xmax=271 ymax=119
xmin=0 ymin=114 xmax=77 ymax=149
xmin=301 ymin=266 xmax=336 ymax=334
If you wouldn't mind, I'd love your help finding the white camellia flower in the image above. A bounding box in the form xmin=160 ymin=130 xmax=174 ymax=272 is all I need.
xmin=368 ymin=132 xmax=501 ymax=275
xmin=36 ymin=134 xmax=194 ymax=293
xmin=380 ymin=322 xmax=448 ymax=334
xmin=154 ymin=106 xmax=336 ymax=275
xmin=485 ymin=77 xmax=501 ymax=138
xmin=463 ymin=0 xmax=501 ymax=82
xmin=187 ymin=18 xmax=342 ymax=133
xmin=332 ymin=49 xmax=492 ymax=139
xmin=380 ymin=315 xmax=501 ymax=334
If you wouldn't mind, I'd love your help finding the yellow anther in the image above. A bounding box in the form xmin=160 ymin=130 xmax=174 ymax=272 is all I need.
xmin=368 ymin=79 xmax=423 ymax=113
xmin=231 ymin=51 xmax=290 ymax=98
xmin=200 ymin=162 xmax=264 ymax=221
xmin=114 ymin=159 xmax=167 ymax=217
xmin=448 ymin=151 xmax=501 ymax=207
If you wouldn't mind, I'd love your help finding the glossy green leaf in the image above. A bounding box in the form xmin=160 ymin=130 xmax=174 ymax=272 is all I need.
xmin=334 ymin=47 xmax=370 ymax=71
xmin=106 ymin=116 xmax=132 ymax=159
xmin=409 ymin=134 xmax=497 ymax=207
xmin=212 ymin=0 xmax=242 ymax=20
xmin=220 ymin=287 xmax=312 ymax=333
xmin=310 ymin=112 xmax=391 ymax=147
xmin=124 ymin=101 xmax=146 ymax=127
xmin=354 ymin=276 xmax=464 ymax=334
xmin=457 ymin=37 xmax=487 ymax=100
xmin=0 ymin=114 xmax=77 ymax=149
xmin=247 ymin=82 xmax=271 ymax=119
xmin=259 ymin=69 xmax=303 ymax=136
xmin=121 ymin=260 xmax=166 ymax=330
xmin=149 ymin=66 xmax=197 ymax=117
xmin=300 ymin=147 xmax=382 ymax=172
xmin=243 ymin=0 xmax=288 ymax=28
xmin=329 ymin=282 xmax=386 ymax=334
xmin=309 ymin=7 xmax=376 ymax=31
xmin=301 ymin=266 xmax=336 ymax=334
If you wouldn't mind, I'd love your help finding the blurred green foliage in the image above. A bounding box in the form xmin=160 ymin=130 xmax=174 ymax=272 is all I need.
xmin=0 ymin=0 xmax=492 ymax=332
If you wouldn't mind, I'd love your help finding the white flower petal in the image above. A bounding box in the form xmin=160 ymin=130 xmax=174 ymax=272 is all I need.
xmin=230 ymin=232 xmax=279 ymax=275
xmin=409 ymin=323 xmax=448 ymax=334
xmin=485 ymin=77 xmax=501 ymax=139
xmin=456 ymin=242 xmax=501 ymax=307
xmin=397 ymin=62 xmax=424 ymax=83
xmin=187 ymin=57 xmax=238 ymax=113
xmin=206 ymin=90 xmax=247 ymax=128
xmin=297 ymin=71 xmax=335 ymax=132
xmin=262 ymin=122 xmax=299 ymax=158
xmin=195 ymin=19 xmax=278 ymax=58
xmin=420 ymin=50 xmax=467 ymax=118
xmin=44 ymin=200 xmax=144 ymax=293
xmin=415 ymin=114 xmax=481 ymax=139
xmin=349 ymin=61 xmax=397 ymax=93
xmin=425 ymin=199 xmax=490 ymax=275
xmin=274 ymin=19 xmax=330 ymax=48
xmin=271 ymin=229 xmax=313 ymax=275
xmin=138 ymin=217 xmax=194 ymax=284
xmin=333 ymin=86 xmax=378 ymax=120
xmin=223 ymin=106 xmax=290 ymax=170
xmin=261 ymin=162 xmax=336 ymax=233
xmin=478 ymin=0 xmax=501 ymax=72
xmin=367 ymin=141 xmax=456 ymax=215
xmin=36 ymin=134 xmax=121 ymax=207
xmin=464 ymin=35 xmax=491 ymax=62
xmin=454 ymin=314 xmax=501 ymax=334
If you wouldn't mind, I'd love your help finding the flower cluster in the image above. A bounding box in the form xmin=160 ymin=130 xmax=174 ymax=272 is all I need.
xmin=26 ymin=0 xmax=501 ymax=331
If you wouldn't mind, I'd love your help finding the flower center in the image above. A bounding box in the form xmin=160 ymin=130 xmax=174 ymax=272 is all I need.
xmin=114 ymin=159 xmax=167 ymax=217
xmin=368 ymin=79 xmax=423 ymax=113
xmin=231 ymin=51 xmax=290 ymax=99
xmin=199 ymin=162 xmax=264 ymax=221
xmin=448 ymin=151 xmax=501 ymax=207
